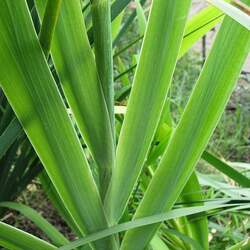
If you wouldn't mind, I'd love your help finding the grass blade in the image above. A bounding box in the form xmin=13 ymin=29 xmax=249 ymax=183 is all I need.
xmin=0 ymin=222 xmax=56 ymax=250
xmin=202 ymin=151 xmax=250 ymax=187
xmin=0 ymin=118 xmax=22 ymax=159
xmin=0 ymin=202 xmax=68 ymax=247
xmin=135 ymin=0 xmax=147 ymax=36
xmin=121 ymin=2 xmax=250 ymax=249
xmin=105 ymin=0 xmax=192 ymax=224
xmin=0 ymin=1 xmax=115 ymax=249
xmin=227 ymin=238 xmax=250 ymax=249
xmin=59 ymin=201 xmax=245 ymax=250
xmin=198 ymin=173 xmax=250 ymax=197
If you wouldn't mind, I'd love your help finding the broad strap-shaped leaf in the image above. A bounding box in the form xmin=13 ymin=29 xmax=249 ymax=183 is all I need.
xmin=120 ymin=2 xmax=250 ymax=249
xmin=59 ymin=201 xmax=246 ymax=250
xmin=113 ymin=3 xmax=227 ymax=101
xmin=105 ymin=0 xmax=192 ymax=224
xmin=91 ymin=0 xmax=115 ymax=146
xmin=0 ymin=222 xmax=56 ymax=250
xmin=150 ymin=235 xmax=169 ymax=250
xmin=180 ymin=173 xmax=209 ymax=250
xmin=39 ymin=171 xmax=92 ymax=250
xmin=114 ymin=2 xmax=227 ymax=60
xmin=39 ymin=170 xmax=81 ymax=235
xmin=208 ymin=0 xmax=250 ymax=30
xmin=0 ymin=1 xmax=115 ymax=249
xmin=144 ymin=115 xmax=208 ymax=249
xmin=112 ymin=9 xmax=125 ymax=41
xmin=135 ymin=0 xmax=147 ymax=36
xmin=35 ymin=0 xmax=115 ymax=195
xmin=39 ymin=0 xmax=62 ymax=58
xmin=179 ymin=4 xmax=224 ymax=58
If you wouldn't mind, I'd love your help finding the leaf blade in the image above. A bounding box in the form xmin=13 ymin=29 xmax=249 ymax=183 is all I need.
xmin=106 ymin=0 xmax=192 ymax=224
xmin=35 ymin=0 xmax=115 ymax=196
xmin=0 ymin=1 xmax=114 ymax=249
xmin=0 ymin=202 xmax=68 ymax=247
xmin=0 ymin=222 xmax=57 ymax=250
xmin=121 ymin=3 xmax=250 ymax=249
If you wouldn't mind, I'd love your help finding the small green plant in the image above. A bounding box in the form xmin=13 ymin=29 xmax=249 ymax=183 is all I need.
xmin=0 ymin=0 xmax=249 ymax=250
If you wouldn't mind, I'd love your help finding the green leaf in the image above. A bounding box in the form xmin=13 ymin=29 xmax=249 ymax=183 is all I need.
xmin=113 ymin=3 xmax=227 ymax=98
xmin=105 ymin=0 xmax=192 ymax=224
xmin=198 ymin=173 xmax=250 ymax=197
xmin=39 ymin=171 xmax=93 ymax=250
xmin=135 ymin=0 xmax=147 ymax=36
xmin=113 ymin=0 xmax=147 ymax=46
xmin=227 ymin=238 xmax=250 ymax=250
xmin=111 ymin=0 xmax=130 ymax=21
xmin=208 ymin=0 xmax=250 ymax=30
xmin=164 ymin=229 xmax=203 ymax=250
xmin=39 ymin=171 xmax=81 ymax=235
xmin=88 ymin=0 xmax=132 ymax=43
xmin=35 ymin=0 xmax=115 ymax=196
xmin=179 ymin=4 xmax=224 ymax=58
xmin=0 ymin=104 xmax=14 ymax=135
xmin=91 ymin=0 xmax=115 ymax=163
xmin=112 ymin=8 xmax=124 ymax=40
xmin=0 ymin=202 xmax=68 ymax=247
xmin=180 ymin=173 xmax=209 ymax=250
xmin=0 ymin=1 xmax=114 ymax=249
xmin=114 ymin=3 xmax=226 ymax=61
xmin=121 ymin=3 xmax=250 ymax=249
xmin=0 ymin=118 xmax=22 ymax=159
xmin=38 ymin=0 xmax=62 ymax=58
xmin=59 ymin=201 xmax=246 ymax=250
xmin=202 ymin=151 xmax=250 ymax=187
xmin=0 ymin=222 xmax=56 ymax=250
xmin=0 ymin=140 xmax=42 ymax=204
xmin=150 ymin=235 xmax=169 ymax=250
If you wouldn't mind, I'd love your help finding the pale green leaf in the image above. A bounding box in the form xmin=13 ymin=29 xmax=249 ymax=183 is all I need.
xmin=135 ymin=0 xmax=147 ymax=35
xmin=105 ymin=0 xmax=192 ymax=224
xmin=91 ymin=0 xmax=115 ymax=146
xmin=121 ymin=3 xmax=250 ymax=249
xmin=208 ymin=0 xmax=250 ymax=30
